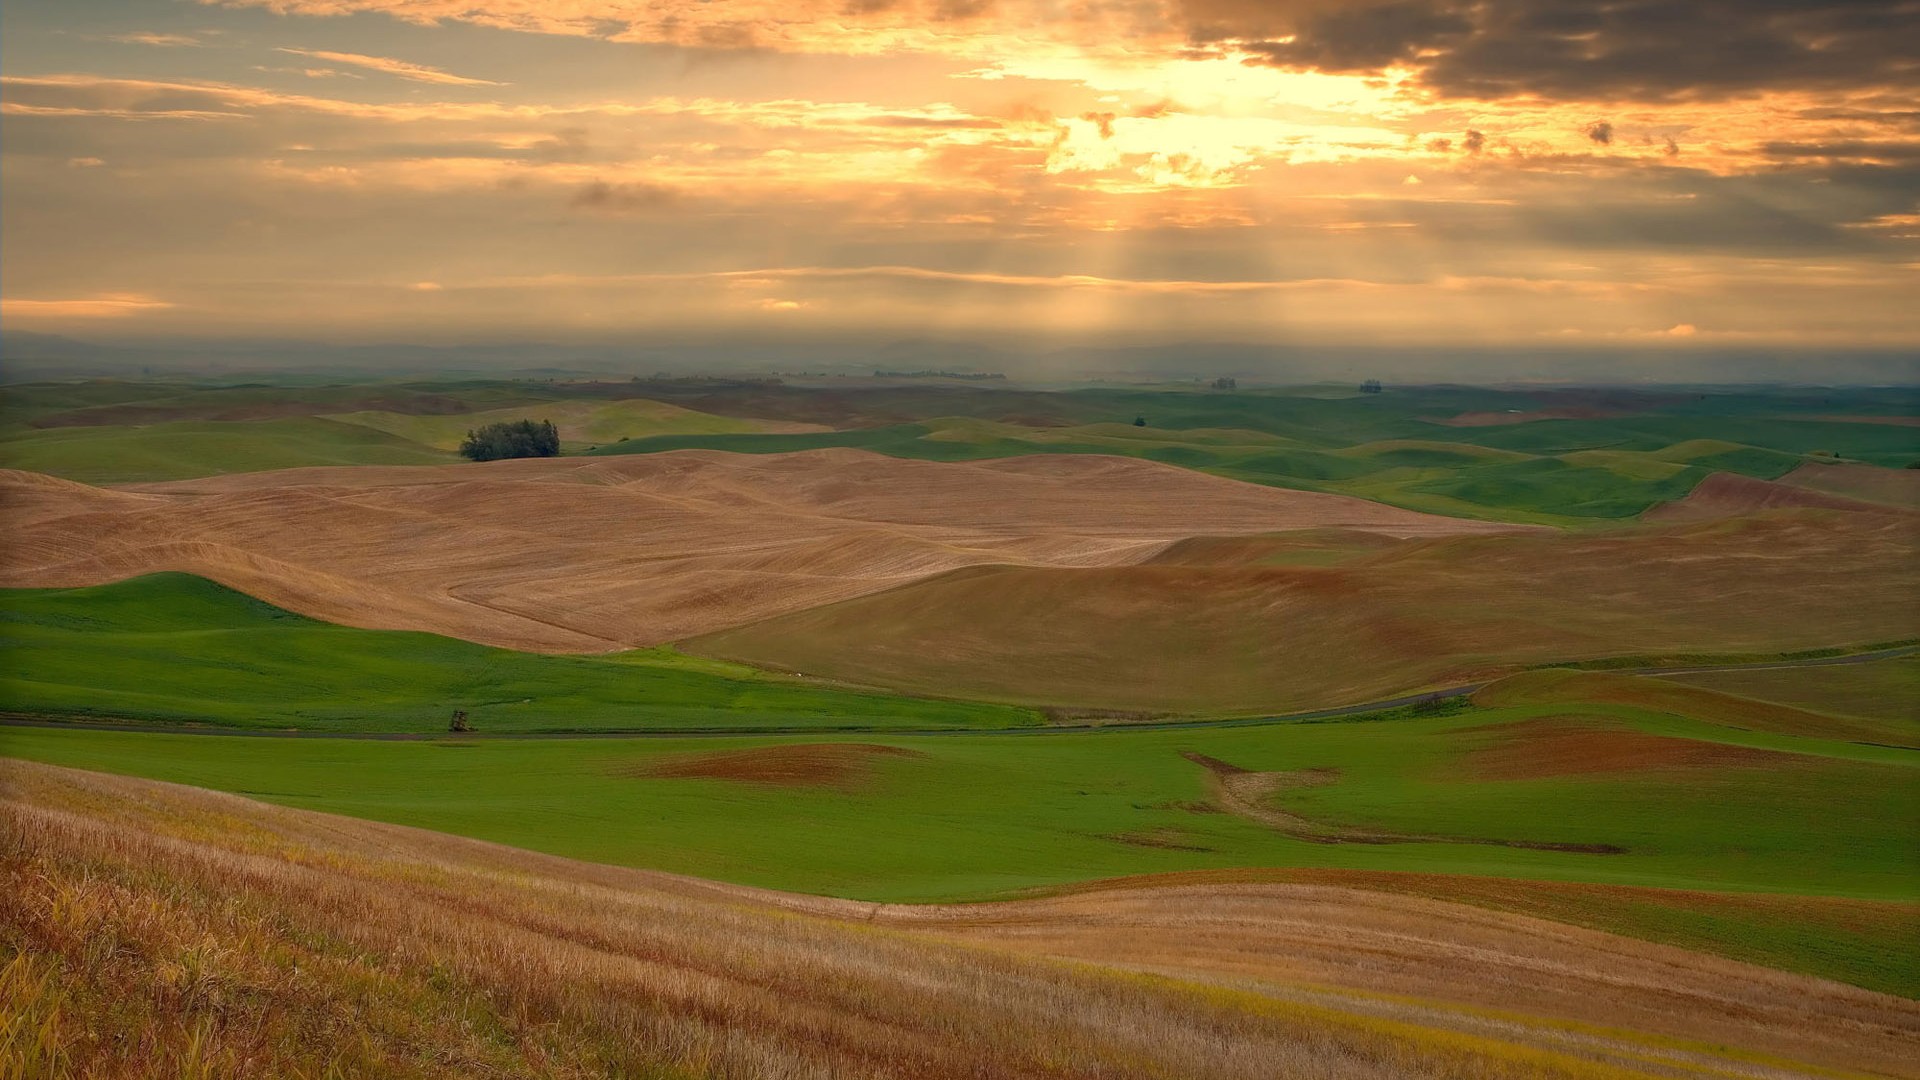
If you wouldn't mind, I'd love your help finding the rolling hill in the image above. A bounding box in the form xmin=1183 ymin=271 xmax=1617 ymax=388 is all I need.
xmin=0 ymin=451 xmax=1516 ymax=654
xmin=688 ymin=504 xmax=1919 ymax=713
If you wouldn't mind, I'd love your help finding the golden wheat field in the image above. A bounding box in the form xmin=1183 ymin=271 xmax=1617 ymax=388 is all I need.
xmin=689 ymin=499 xmax=1920 ymax=712
xmin=0 ymin=451 xmax=1516 ymax=653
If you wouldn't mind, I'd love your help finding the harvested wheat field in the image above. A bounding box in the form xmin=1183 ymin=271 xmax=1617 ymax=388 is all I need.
xmin=1449 ymin=715 xmax=1809 ymax=779
xmin=5 ymin=759 xmax=1915 ymax=1080
xmin=1780 ymin=460 xmax=1920 ymax=508
xmin=690 ymin=505 xmax=1920 ymax=712
xmin=1475 ymin=669 xmax=1918 ymax=745
xmin=1641 ymin=470 xmax=1910 ymax=521
xmin=0 ymin=450 xmax=1515 ymax=653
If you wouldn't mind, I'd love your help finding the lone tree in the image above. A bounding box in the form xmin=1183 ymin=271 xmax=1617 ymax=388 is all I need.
xmin=1133 ymin=415 xmax=1148 ymax=427
xmin=459 ymin=419 xmax=560 ymax=462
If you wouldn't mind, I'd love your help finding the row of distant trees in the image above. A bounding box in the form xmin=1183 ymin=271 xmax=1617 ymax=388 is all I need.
xmin=459 ymin=419 xmax=560 ymax=461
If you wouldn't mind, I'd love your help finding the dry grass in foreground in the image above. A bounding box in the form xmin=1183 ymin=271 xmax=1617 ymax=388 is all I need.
xmin=3 ymin=759 xmax=1916 ymax=1080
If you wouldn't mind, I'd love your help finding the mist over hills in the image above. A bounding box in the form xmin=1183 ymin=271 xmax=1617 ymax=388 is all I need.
xmin=4 ymin=329 xmax=1916 ymax=386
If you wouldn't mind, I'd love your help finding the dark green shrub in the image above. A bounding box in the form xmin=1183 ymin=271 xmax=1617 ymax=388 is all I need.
xmin=459 ymin=419 xmax=560 ymax=462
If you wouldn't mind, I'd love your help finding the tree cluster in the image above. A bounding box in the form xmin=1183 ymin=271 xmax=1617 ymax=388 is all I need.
xmin=459 ymin=419 xmax=560 ymax=462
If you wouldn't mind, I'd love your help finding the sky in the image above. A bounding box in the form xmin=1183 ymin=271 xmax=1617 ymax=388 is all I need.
xmin=2 ymin=0 xmax=1917 ymax=367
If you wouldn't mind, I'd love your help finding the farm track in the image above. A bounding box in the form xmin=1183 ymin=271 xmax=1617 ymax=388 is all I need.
xmin=4 ymin=643 xmax=1913 ymax=740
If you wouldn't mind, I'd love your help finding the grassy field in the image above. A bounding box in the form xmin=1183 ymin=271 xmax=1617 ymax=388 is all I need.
xmin=0 ymin=575 xmax=1036 ymax=732
xmin=0 ymin=378 xmax=813 ymax=485
xmin=0 ymin=416 xmax=457 ymax=484
xmin=13 ymin=762 xmax=1909 ymax=1080
xmin=6 ymin=659 xmax=1915 ymax=995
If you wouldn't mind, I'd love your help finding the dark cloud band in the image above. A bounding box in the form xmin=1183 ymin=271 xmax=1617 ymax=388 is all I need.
xmin=1194 ymin=0 xmax=1920 ymax=100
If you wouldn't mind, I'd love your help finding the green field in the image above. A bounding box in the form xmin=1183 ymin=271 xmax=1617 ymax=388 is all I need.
xmin=5 ymin=697 xmax=1912 ymax=899
xmin=6 ymin=683 xmax=1916 ymax=991
xmin=0 ymin=416 xmax=457 ymax=484
xmin=0 ymin=575 xmax=1036 ymax=732
xmin=0 ymin=381 xmax=811 ymax=483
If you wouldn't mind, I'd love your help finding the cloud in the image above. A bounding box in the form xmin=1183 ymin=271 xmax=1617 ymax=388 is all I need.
xmin=210 ymin=0 xmax=1166 ymax=58
xmin=273 ymin=48 xmax=503 ymax=86
xmin=1235 ymin=1 xmax=1472 ymax=72
xmin=112 ymin=32 xmax=206 ymax=47
xmin=5 ymin=1 xmax=1914 ymax=350
xmin=0 ymin=75 xmax=551 ymax=122
xmin=1209 ymin=0 xmax=1920 ymax=102
xmin=0 ymin=294 xmax=174 ymax=319
xmin=569 ymin=180 xmax=678 ymax=210
xmin=1762 ymin=140 xmax=1920 ymax=163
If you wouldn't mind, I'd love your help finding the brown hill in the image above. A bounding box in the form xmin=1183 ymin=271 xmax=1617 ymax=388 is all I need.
xmin=688 ymin=509 xmax=1920 ymax=713
xmin=1474 ymin=669 xmax=1914 ymax=745
xmin=1780 ymin=460 xmax=1920 ymax=508
xmin=9 ymin=760 xmax=1914 ymax=1079
xmin=0 ymin=450 xmax=1514 ymax=652
xmin=1643 ymin=470 xmax=1907 ymax=521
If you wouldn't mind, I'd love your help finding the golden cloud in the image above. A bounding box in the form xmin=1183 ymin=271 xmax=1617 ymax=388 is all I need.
xmin=273 ymin=48 xmax=504 ymax=86
xmin=0 ymin=294 xmax=176 ymax=319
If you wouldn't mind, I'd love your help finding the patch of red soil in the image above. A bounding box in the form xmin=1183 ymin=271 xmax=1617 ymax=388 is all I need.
xmin=623 ymin=743 xmax=926 ymax=790
xmin=1178 ymin=751 xmax=1250 ymax=775
xmin=1782 ymin=461 xmax=1920 ymax=508
xmin=1461 ymin=716 xmax=1805 ymax=780
xmin=1644 ymin=471 xmax=1902 ymax=522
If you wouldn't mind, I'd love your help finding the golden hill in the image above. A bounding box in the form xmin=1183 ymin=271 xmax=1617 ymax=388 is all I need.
xmin=688 ymin=508 xmax=1920 ymax=713
xmin=0 ymin=450 xmax=1518 ymax=653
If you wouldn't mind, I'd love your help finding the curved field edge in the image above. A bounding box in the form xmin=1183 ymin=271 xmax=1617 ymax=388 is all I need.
xmin=0 ymin=574 xmax=1039 ymax=733
xmin=4 ymin=760 xmax=1914 ymax=1080
xmin=1018 ymin=867 xmax=1920 ymax=999
xmin=2 ymin=572 xmax=1912 ymax=736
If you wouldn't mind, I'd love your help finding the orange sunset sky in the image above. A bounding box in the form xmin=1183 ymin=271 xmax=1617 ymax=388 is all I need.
xmin=2 ymin=0 xmax=1917 ymax=364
